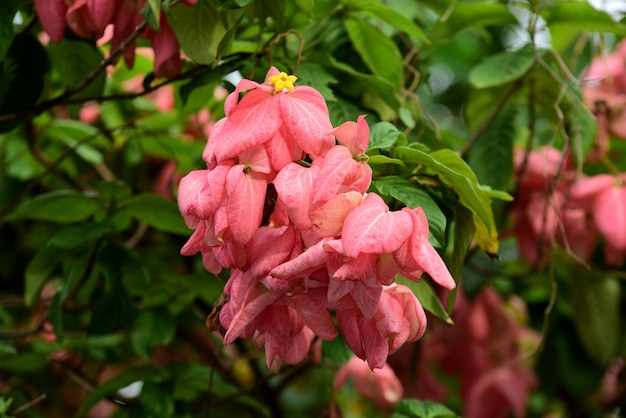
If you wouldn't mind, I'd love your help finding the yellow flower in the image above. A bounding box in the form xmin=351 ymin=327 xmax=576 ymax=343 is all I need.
xmin=268 ymin=72 xmax=297 ymax=91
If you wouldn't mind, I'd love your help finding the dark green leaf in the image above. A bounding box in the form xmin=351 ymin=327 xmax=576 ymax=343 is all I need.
xmin=218 ymin=0 xmax=251 ymax=9
xmin=372 ymin=176 xmax=446 ymax=247
xmin=48 ymin=40 xmax=106 ymax=102
xmin=179 ymin=57 xmax=245 ymax=105
xmin=294 ymin=0 xmax=314 ymax=14
xmin=296 ymin=63 xmax=338 ymax=102
xmin=75 ymin=366 xmax=168 ymax=418
xmin=467 ymin=105 xmax=517 ymax=192
xmin=125 ymin=193 xmax=190 ymax=235
xmin=0 ymin=33 xmax=48 ymax=132
xmin=469 ymin=45 xmax=535 ymax=89
xmin=130 ymin=308 xmax=177 ymax=360
xmin=0 ymin=7 xmax=15 ymax=62
xmin=25 ymin=245 xmax=67 ymax=306
xmin=0 ymin=352 xmax=48 ymax=373
xmin=48 ymin=223 xmax=112 ymax=248
xmin=169 ymin=0 xmax=242 ymax=65
xmin=139 ymin=383 xmax=175 ymax=417
xmin=396 ymin=275 xmax=452 ymax=325
xmin=89 ymin=278 xmax=137 ymax=334
xmin=7 ymin=190 xmax=101 ymax=223
xmin=569 ymin=271 xmax=621 ymax=365
xmin=393 ymin=398 xmax=457 ymax=418
xmin=394 ymin=146 xmax=499 ymax=256
xmin=344 ymin=18 xmax=404 ymax=89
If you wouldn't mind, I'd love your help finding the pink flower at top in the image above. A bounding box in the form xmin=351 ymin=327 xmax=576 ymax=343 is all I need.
xmin=204 ymin=67 xmax=335 ymax=169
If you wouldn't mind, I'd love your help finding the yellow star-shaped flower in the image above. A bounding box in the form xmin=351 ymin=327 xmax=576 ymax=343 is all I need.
xmin=268 ymin=72 xmax=297 ymax=92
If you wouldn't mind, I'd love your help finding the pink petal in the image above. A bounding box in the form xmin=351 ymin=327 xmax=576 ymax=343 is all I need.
xmin=341 ymin=193 xmax=413 ymax=259
xmin=273 ymin=162 xmax=315 ymax=230
xmin=35 ymin=0 xmax=68 ymax=42
xmin=310 ymin=191 xmax=364 ymax=238
xmin=239 ymin=145 xmax=272 ymax=174
xmin=210 ymin=91 xmax=281 ymax=163
xmin=290 ymin=294 xmax=338 ymax=340
xmin=248 ymin=225 xmax=295 ymax=279
xmin=270 ymin=238 xmax=336 ymax=280
xmin=226 ymin=166 xmax=267 ymax=245
xmin=333 ymin=115 xmax=370 ymax=155
xmin=149 ymin=16 xmax=181 ymax=79
xmin=312 ymin=146 xmax=362 ymax=204
xmin=399 ymin=207 xmax=455 ymax=290
xmin=223 ymin=289 xmax=281 ymax=344
xmin=87 ymin=0 xmax=119 ymax=33
xmin=594 ymin=185 xmax=626 ymax=250
xmin=279 ymin=86 xmax=335 ymax=157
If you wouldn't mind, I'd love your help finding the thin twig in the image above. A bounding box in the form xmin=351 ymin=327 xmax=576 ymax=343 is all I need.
xmin=10 ymin=393 xmax=47 ymax=415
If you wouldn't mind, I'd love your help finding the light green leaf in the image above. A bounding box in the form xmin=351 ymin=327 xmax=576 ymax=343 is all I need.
xmin=396 ymin=275 xmax=452 ymax=325
xmin=125 ymin=193 xmax=190 ymax=235
xmin=569 ymin=271 xmax=621 ymax=365
xmin=344 ymin=18 xmax=404 ymax=89
xmin=372 ymin=176 xmax=446 ymax=247
xmin=367 ymin=154 xmax=405 ymax=167
xmin=130 ymin=308 xmax=177 ymax=360
xmin=348 ymin=0 xmax=429 ymax=43
xmin=395 ymin=146 xmax=499 ymax=256
xmin=368 ymin=121 xmax=402 ymax=150
xmin=322 ymin=335 xmax=353 ymax=365
xmin=427 ymin=2 xmax=516 ymax=41
xmin=7 ymin=190 xmax=101 ymax=223
xmin=75 ymin=366 xmax=168 ymax=418
xmin=469 ymin=45 xmax=535 ymax=89
xmin=541 ymin=2 xmax=626 ymax=40
xmin=393 ymin=398 xmax=457 ymax=418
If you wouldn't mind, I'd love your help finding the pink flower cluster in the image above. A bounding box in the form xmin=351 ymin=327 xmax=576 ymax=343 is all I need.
xmin=513 ymin=146 xmax=626 ymax=266
xmin=582 ymin=39 xmax=626 ymax=160
xmin=34 ymin=0 xmax=193 ymax=78
xmin=178 ymin=67 xmax=456 ymax=371
xmin=390 ymin=288 xmax=538 ymax=418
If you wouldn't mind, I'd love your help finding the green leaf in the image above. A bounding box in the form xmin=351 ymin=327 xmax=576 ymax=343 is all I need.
xmin=139 ymin=383 xmax=175 ymax=417
xmin=294 ymin=0 xmax=315 ymax=14
xmin=393 ymin=398 xmax=457 ymax=418
xmin=427 ymin=2 xmax=516 ymax=41
xmin=397 ymin=275 xmax=453 ymax=324
xmin=179 ymin=57 xmax=246 ymax=105
xmin=7 ymin=190 xmax=101 ymax=223
xmin=344 ymin=18 xmax=404 ymax=89
xmin=47 ymin=40 xmax=106 ymax=102
xmin=466 ymin=105 xmax=517 ymax=192
xmin=296 ymin=63 xmax=338 ymax=102
xmin=0 ymin=343 xmax=16 ymax=357
xmin=368 ymin=121 xmax=402 ymax=150
xmin=25 ymin=245 xmax=67 ymax=306
xmin=395 ymin=146 xmax=499 ymax=256
xmin=89 ymin=278 xmax=137 ymax=334
xmin=350 ymin=0 xmax=429 ymax=43
xmin=75 ymin=366 xmax=168 ymax=418
xmin=125 ymin=193 xmax=190 ymax=235
xmin=141 ymin=1 xmax=160 ymax=30
xmin=44 ymin=119 xmax=107 ymax=165
xmin=0 ymin=33 xmax=48 ymax=133
xmin=130 ymin=308 xmax=177 ymax=360
xmin=541 ymin=2 xmax=626 ymax=41
xmin=570 ymin=97 xmax=597 ymax=162
xmin=147 ymin=0 xmax=161 ymax=27
xmin=372 ymin=176 xmax=446 ymax=247
xmin=218 ymin=0 xmax=251 ymax=9
xmin=367 ymin=154 xmax=405 ymax=167
xmin=48 ymin=223 xmax=112 ymax=248
xmin=468 ymin=45 xmax=535 ymax=89
xmin=327 ymin=55 xmax=400 ymax=110
xmin=169 ymin=0 xmax=242 ymax=65
xmin=0 ymin=6 xmax=15 ymax=62
xmin=569 ymin=271 xmax=621 ymax=365
xmin=322 ymin=335 xmax=353 ymax=365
